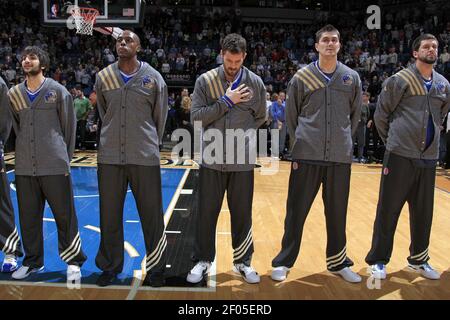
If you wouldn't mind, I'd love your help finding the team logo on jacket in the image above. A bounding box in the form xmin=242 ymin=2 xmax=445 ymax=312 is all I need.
xmin=342 ymin=74 xmax=353 ymax=86
xmin=44 ymin=90 xmax=57 ymax=103
xmin=383 ymin=167 xmax=389 ymax=175
xmin=142 ymin=76 xmax=155 ymax=89
xmin=436 ymin=81 xmax=446 ymax=94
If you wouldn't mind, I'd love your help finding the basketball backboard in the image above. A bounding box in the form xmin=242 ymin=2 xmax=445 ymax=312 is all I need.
xmin=40 ymin=0 xmax=145 ymax=27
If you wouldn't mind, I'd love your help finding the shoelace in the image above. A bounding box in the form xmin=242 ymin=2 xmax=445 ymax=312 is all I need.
xmin=421 ymin=264 xmax=433 ymax=272
xmin=193 ymin=261 xmax=209 ymax=272
xmin=375 ymin=264 xmax=384 ymax=271
xmin=239 ymin=265 xmax=256 ymax=275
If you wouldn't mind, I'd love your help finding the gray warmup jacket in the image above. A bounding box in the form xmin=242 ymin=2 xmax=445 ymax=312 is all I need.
xmin=8 ymin=78 xmax=75 ymax=176
xmin=286 ymin=61 xmax=362 ymax=164
xmin=375 ymin=64 xmax=450 ymax=160
xmin=95 ymin=62 xmax=168 ymax=166
xmin=191 ymin=65 xmax=266 ymax=172
xmin=0 ymin=78 xmax=11 ymax=156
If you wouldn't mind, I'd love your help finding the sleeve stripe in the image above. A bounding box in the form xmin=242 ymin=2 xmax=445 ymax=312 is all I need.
xmin=294 ymin=73 xmax=315 ymax=91
xmin=302 ymin=68 xmax=325 ymax=89
xmin=97 ymin=71 xmax=111 ymax=91
xmin=204 ymin=71 xmax=219 ymax=99
xmin=211 ymin=69 xmax=225 ymax=96
xmin=8 ymin=90 xmax=20 ymax=112
xmin=404 ymin=69 xmax=426 ymax=95
xmin=14 ymin=87 xmax=27 ymax=108
xmin=106 ymin=65 xmax=121 ymax=89
xmin=206 ymin=70 xmax=221 ymax=99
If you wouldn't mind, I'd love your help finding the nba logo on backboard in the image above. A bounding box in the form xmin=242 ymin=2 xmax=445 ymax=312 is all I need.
xmin=123 ymin=8 xmax=135 ymax=17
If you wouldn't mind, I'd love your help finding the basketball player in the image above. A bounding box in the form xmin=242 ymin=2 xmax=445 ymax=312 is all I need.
xmin=94 ymin=30 xmax=168 ymax=287
xmin=271 ymin=25 xmax=362 ymax=283
xmin=0 ymin=76 xmax=23 ymax=273
xmin=366 ymin=34 xmax=450 ymax=280
xmin=186 ymin=33 xmax=266 ymax=284
xmin=8 ymin=46 xmax=86 ymax=280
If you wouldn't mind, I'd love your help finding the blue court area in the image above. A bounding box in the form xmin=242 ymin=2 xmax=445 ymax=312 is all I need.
xmin=0 ymin=167 xmax=186 ymax=286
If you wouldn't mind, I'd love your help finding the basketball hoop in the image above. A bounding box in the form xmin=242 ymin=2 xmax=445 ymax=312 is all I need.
xmin=70 ymin=7 xmax=99 ymax=35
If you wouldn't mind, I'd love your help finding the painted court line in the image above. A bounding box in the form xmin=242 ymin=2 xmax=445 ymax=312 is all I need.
xmin=163 ymin=169 xmax=191 ymax=226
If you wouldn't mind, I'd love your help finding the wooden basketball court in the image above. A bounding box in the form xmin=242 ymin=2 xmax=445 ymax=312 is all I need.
xmin=1 ymin=156 xmax=449 ymax=300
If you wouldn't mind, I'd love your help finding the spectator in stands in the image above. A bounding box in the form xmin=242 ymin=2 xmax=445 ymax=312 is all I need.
xmin=73 ymin=85 xmax=92 ymax=150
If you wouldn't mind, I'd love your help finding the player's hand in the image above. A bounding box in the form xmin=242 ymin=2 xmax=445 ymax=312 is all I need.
xmin=367 ymin=120 xmax=373 ymax=128
xmin=225 ymin=83 xmax=251 ymax=105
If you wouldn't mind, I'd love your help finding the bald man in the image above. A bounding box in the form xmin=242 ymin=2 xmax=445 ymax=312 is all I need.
xmin=94 ymin=30 xmax=169 ymax=287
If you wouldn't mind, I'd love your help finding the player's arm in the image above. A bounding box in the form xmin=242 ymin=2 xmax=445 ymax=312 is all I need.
xmin=285 ymin=76 xmax=303 ymax=141
xmin=253 ymin=79 xmax=267 ymax=129
xmin=58 ymin=89 xmax=76 ymax=161
xmin=94 ymin=74 xmax=107 ymax=121
xmin=153 ymin=74 xmax=169 ymax=145
xmin=350 ymin=74 xmax=363 ymax=137
xmin=374 ymin=76 xmax=404 ymax=143
xmin=0 ymin=82 xmax=12 ymax=148
xmin=441 ymin=82 xmax=450 ymax=124
xmin=191 ymin=76 xmax=229 ymax=128
xmin=7 ymin=88 xmax=20 ymax=140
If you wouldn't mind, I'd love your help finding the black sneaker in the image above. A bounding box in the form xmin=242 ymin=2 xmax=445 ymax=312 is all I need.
xmin=143 ymin=272 xmax=165 ymax=287
xmin=96 ymin=271 xmax=118 ymax=287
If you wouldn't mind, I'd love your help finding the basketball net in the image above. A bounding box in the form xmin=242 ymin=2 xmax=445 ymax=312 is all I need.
xmin=71 ymin=7 xmax=99 ymax=35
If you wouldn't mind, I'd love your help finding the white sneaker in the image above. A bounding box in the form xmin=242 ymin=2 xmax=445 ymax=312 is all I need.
xmin=67 ymin=265 xmax=81 ymax=282
xmin=1 ymin=254 xmax=18 ymax=273
xmin=233 ymin=263 xmax=260 ymax=284
xmin=186 ymin=261 xmax=211 ymax=284
xmin=331 ymin=267 xmax=362 ymax=283
xmin=369 ymin=263 xmax=387 ymax=280
xmin=271 ymin=266 xmax=290 ymax=282
xmin=408 ymin=263 xmax=440 ymax=280
xmin=12 ymin=265 xmax=44 ymax=280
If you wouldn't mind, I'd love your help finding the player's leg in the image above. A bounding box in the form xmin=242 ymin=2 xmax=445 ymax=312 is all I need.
xmin=271 ymin=161 xmax=322 ymax=281
xmin=128 ymin=164 xmax=166 ymax=287
xmin=12 ymin=176 xmax=45 ymax=279
xmin=187 ymin=166 xmax=225 ymax=284
xmin=322 ymin=164 xmax=361 ymax=283
xmin=0 ymin=161 xmax=23 ymax=272
xmin=227 ymin=170 xmax=259 ymax=283
xmin=365 ymin=153 xmax=415 ymax=278
xmin=406 ymin=165 xmax=439 ymax=279
xmin=41 ymin=174 xmax=87 ymax=281
xmin=95 ymin=164 xmax=127 ymax=286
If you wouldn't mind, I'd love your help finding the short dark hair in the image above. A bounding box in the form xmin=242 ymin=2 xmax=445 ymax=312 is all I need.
xmin=221 ymin=33 xmax=247 ymax=54
xmin=21 ymin=46 xmax=50 ymax=72
xmin=412 ymin=34 xmax=438 ymax=52
xmin=315 ymin=24 xmax=340 ymax=43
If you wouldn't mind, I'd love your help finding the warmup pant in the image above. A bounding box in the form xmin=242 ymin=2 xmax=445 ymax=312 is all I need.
xmin=15 ymin=174 xmax=86 ymax=268
xmin=193 ymin=167 xmax=254 ymax=265
xmin=96 ymin=164 xmax=166 ymax=274
xmin=272 ymin=161 xmax=354 ymax=272
xmin=0 ymin=157 xmax=22 ymax=257
xmin=366 ymin=152 xmax=436 ymax=266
